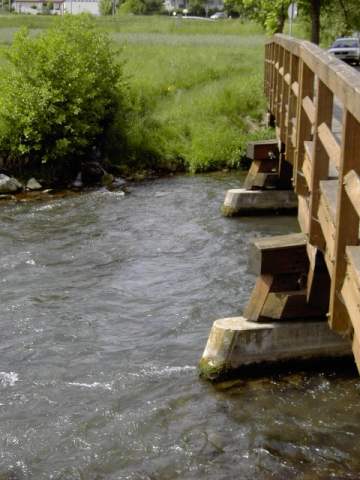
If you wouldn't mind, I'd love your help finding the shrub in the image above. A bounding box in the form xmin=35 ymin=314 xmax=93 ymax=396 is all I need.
xmin=0 ymin=15 xmax=125 ymax=180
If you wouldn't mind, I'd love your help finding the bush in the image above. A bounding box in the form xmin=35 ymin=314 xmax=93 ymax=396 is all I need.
xmin=0 ymin=15 xmax=125 ymax=181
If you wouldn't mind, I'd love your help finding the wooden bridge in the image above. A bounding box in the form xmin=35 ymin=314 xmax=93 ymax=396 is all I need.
xmin=199 ymin=34 xmax=360 ymax=380
xmin=264 ymin=34 xmax=360 ymax=372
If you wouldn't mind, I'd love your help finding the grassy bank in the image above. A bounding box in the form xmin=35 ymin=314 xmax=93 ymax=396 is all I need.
xmin=0 ymin=15 xmax=270 ymax=174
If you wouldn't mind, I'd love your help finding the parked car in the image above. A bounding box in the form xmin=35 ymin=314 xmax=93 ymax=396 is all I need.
xmin=328 ymin=37 xmax=360 ymax=65
xmin=210 ymin=12 xmax=227 ymax=19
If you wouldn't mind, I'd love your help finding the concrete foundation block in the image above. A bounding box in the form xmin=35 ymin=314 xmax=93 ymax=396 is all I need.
xmin=199 ymin=316 xmax=352 ymax=381
xmin=222 ymin=188 xmax=297 ymax=216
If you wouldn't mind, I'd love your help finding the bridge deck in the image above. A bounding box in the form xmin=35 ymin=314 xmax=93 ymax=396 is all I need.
xmin=265 ymin=34 xmax=360 ymax=371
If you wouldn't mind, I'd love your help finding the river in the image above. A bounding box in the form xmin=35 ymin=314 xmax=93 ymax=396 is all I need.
xmin=1 ymin=173 xmax=360 ymax=480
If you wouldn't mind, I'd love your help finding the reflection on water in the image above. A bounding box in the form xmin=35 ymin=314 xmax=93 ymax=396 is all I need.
xmin=0 ymin=174 xmax=359 ymax=480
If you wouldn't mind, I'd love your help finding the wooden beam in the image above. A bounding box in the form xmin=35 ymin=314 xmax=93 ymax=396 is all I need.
xmin=317 ymin=122 xmax=340 ymax=171
xmin=298 ymin=194 xmax=310 ymax=235
xmin=261 ymin=290 xmax=325 ymax=320
xmin=302 ymin=96 xmax=316 ymax=125
xmin=344 ymin=169 xmax=360 ymax=218
xmin=302 ymin=141 xmax=313 ymax=191
xmin=248 ymin=233 xmax=308 ymax=276
xmin=308 ymin=80 xmax=333 ymax=250
xmin=353 ymin=332 xmax=360 ymax=374
xmin=294 ymin=60 xmax=314 ymax=196
xmin=243 ymin=274 xmax=273 ymax=321
xmin=246 ymin=140 xmax=279 ymax=161
xmin=329 ymin=110 xmax=360 ymax=333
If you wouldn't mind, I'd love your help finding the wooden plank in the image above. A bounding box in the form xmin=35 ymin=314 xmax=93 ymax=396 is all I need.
xmin=302 ymin=96 xmax=316 ymax=125
xmin=302 ymin=153 xmax=312 ymax=191
xmin=294 ymin=60 xmax=314 ymax=196
xmin=340 ymin=273 xmax=360 ymax=339
xmin=317 ymin=122 xmax=341 ymax=170
xmin=308 ymin=80 xmax=333 ymax=250
xmin=353 ymin=332 xmax=360 ymax=374
xmin=250 ymin=173 xmax=280 ymax=190
xmin=302 ymin=141 xmax=313 ymax=191
xmin=272 ymin=34 xmax=360 ymax=126
xmin=243 ymin=274 xmax=273 ymax=321
xmin=261 ymin=290 xmax=325 ymax=320
xmin=330 ymin=111 xmax=360 ymax=333
xmin=298 ymin=194 xmax=310 ymax=235
xmin=345 ymin=246 xmax=360 ymax=291
xmin=246 ymin=140 xmax=279 ymax=161
xmin=291 ymin=81 xmax=299 ymax=98
xmin=248 ymin=233 xmax=308 ymax=276
xmin=243 ymin=160 xmax=261 ymax=190
xmin=285 ymin=55 xmax=299 ymax=167
xmin=317 ymin=181 xmax=338 ymax=270
xmin=280 ymin=50 xmax=290 ymax=144
xmin=344 ymin=169 xmax=360 ymax=218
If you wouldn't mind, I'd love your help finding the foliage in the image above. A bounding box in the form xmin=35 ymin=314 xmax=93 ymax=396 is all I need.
xmin=0 ymin=17 xmax=269 ymax=175
xmin=99 ymin=0 xmax=113 ymax=15
xmin=109 ymin=26 xmax=268 ymax=173
xmin=188 ymin=0 xmax=206 ymax=17
xmin=0 ymin=15 xmax=124 ymax=177
xmin=118 ymin=0 xmax=163 ymax=15
xmin=224 ymin=0 xmax=291 ymax=34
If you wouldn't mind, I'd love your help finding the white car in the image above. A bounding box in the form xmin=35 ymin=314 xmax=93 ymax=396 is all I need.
xmin=328 ymin=37 xmax=360 ymax=65
xmin=210 ymin=12 xmax=227 ymax=19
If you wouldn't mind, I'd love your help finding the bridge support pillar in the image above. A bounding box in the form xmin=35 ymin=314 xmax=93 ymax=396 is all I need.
xmin=222 ymin=139 xmax=297 ymax=216
xmin=199 ymin=233 xmax=352 ymax=381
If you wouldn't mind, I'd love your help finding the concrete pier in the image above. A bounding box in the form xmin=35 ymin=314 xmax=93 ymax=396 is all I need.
xmin=199 ymin=316 xmax=352 ymax=381
xmin=222 ymin=189 xmax=297 ymax=217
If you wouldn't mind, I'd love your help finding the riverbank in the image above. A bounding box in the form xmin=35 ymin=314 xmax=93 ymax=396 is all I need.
xmin=0 ymin=15 xmax=272 ymax=181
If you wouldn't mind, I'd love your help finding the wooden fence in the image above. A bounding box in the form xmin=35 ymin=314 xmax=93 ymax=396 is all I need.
xmin=264 ymin=34 xmax=360 ymax=369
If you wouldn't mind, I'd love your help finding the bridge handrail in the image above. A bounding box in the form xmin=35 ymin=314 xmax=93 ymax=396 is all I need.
xmin=264 ymin=34 xmax=360 ymax=357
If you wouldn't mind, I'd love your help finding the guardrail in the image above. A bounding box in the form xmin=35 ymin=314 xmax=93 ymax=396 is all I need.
xmin=265 ymin=34 xmax=360 ymax=368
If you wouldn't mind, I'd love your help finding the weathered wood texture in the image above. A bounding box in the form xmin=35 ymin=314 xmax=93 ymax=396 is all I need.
xmin=264 ymin=34 xmax=360 ymax=371
xmin=245 ymin=234 xmax=328 ymax=322
xmin=246 ymin=140 xmax=279 ymax=160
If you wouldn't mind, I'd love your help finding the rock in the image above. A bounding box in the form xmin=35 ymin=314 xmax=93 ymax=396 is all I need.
xmin=0 ymin=174 xmax=22 ymax=193
xmin=101 ymin=172 xmax=114 ymax=187
xmin=72 ymin=172 xmax=83 ymax=188
xmin=111 ymin=177 xmax=127 ymax=189
xmin=81 ymin=161 xmax=105 ymax=185
xmin=26 ymin=177 xmax=42 ymax=190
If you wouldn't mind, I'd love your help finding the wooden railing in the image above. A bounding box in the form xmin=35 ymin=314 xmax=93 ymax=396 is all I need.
xmin=265 ymin=34 xmax=360 ymax=369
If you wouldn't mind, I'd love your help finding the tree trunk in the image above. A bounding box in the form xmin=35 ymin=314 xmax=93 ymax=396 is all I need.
xmin=275 ymin=6 xmax=287 ymax=33
xmin=310 ymin=0 xmax=321 ymax=45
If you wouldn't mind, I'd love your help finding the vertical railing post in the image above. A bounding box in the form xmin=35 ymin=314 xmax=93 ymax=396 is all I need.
xmin=285 ymin=53 xmax=299 ymax=167
xmin=294 ymin=59 xmax=314 ymax=196
xmin=279 ymin=49 xmax=290 ymax=145
xmin=329 ymin=111 xmax=360 ymax=333
xmin=308 ymin=80 xmax=333 ymax=249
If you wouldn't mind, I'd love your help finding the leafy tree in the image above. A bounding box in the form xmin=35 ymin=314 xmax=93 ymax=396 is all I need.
xmin=99 ymin=0 xmax=113 ymax=15
xmin=188 ymin=0 xmax=206 ymax=17
xmin=118 ymin=0 xmax=162 ymax=14
xmin=0 ymin=15 xmax=125 ymax=179
xmin=234 ymin=0 xmax=291 ymax=34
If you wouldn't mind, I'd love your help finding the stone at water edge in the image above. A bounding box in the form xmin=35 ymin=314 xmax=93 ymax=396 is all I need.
xmin=26 ymin=177 xmax=42 ymax=191
xmin=101 ymin=172 xmax=114 ymax=187
xmin=72 ymin=172 xmax=83 ymax=188
xmin=0 ymin=174 xmax=22 ymax=193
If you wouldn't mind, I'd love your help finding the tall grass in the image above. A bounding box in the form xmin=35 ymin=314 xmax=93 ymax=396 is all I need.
xmin=0 ymin=15 xmax=271 ymax=172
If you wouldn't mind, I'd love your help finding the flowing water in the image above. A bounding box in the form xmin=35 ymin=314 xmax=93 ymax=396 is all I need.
xmin=1 ymin=173 xmax=360 ymax=480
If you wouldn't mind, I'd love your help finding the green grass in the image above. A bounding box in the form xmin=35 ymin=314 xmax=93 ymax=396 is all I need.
xmin=0 ymin=15 xmax=271 ymax=172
